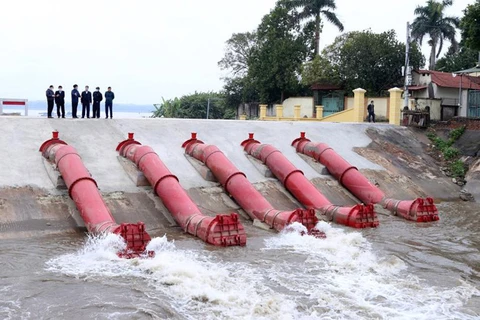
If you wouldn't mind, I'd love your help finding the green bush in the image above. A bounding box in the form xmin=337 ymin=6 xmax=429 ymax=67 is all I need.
xmin=432 ymin=136 xmax=449 ymax=152
xmin=426 ymin=131 xmax=436 ymax=140
xmin=443 ymin=147 xmax=459 ymax=160
xmin=449 ymin=125 xmax=466 ymax=141
xmin=450 ymin=160 xmax=466 ymax=178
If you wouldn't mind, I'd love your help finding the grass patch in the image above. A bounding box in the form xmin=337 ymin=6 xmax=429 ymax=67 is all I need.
xmin=426 ymin=126 xmax=467 ymax=180
xmin=450 ymin=160 xmax=466 ymax=178
xmin=443 ymin=147 xmax=459 ymax=160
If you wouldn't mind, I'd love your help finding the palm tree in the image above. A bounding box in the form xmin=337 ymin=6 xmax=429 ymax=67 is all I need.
xmin=411 ymin=0 xmax=459 ymax=70
xmin=284 ymin=0 xmax=344 ymax=56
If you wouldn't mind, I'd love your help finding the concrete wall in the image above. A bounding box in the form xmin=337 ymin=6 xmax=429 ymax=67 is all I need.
xmin=345 ymin=97 xmax=389 ymax=119
xmin=416 ymin=72 xmax=432 ymax=86
xmin=414 ymin=98 xmax=442 ymax=120
xmin=282 ymin=97 xmax=314 ymax=118
xmin=345 ymin=97 xmax=355 ymax=109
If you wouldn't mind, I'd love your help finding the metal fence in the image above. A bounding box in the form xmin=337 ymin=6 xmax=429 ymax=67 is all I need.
xmin=468 ymin=90 xmax=480 ymax=118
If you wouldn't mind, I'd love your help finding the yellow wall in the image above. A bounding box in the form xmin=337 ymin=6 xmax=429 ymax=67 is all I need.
xmin=346 ymin=96 xmax=389 ymax=119
xmin=282 ymin=97 xmax=314 ymax=118
xmin=318 ymin=108 xmax=355 ymax=122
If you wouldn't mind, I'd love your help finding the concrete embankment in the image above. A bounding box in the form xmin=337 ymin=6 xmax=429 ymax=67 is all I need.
xmin=0 ymin=117 xmax=461 ymax=238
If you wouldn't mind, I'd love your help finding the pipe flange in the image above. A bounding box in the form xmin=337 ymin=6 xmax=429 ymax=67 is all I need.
xmin=184 ymin=214 xmax=201 ymax=233
xmin=193 ymin=216 xmax=208 ymax=236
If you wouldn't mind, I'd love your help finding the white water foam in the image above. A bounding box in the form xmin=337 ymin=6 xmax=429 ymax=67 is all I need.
xmin=45 ymin=226 xmax=479 ymax=320
xmin=46 ymin=233 xmax=306 ymax=320
xmin=264 ymin=222 xmax=480 ymax=320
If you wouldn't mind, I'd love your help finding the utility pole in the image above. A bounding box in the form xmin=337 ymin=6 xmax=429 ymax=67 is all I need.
xmin=206 ymin=98 xmax=210 ymax=119
xmin=403 ymin=21 xmax=411 ymax=109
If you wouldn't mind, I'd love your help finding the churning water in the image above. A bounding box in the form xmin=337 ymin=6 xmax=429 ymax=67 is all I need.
xmin=1 ymin=202 xmax=479 ymax=319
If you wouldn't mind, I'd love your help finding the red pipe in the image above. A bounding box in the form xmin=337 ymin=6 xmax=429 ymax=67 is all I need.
xmin=181 ymin=133 xmax=321 ymax=235
xmin=291 ymin=132 xmax=439 ymax=222
xmin=39 ymin=132 xmax=152 ymax=258
xmin=241 ymin=133 xmax=379 ymax=229
xmin=116 ymin=133 xmax=246 ymax=246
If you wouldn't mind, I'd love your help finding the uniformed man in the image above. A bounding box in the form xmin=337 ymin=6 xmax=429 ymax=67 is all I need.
xmin=55 ymin=86 xmax=65 ymax=118
xmin=104 ymin=86 xmax=115 ymax=119
xmin=81 ymin=86 xmax=92 ymax=118
xmin=71 ymin=84 xmax=81 ymax=118
xmin=46 ymin=85 xmax=55 ymax=118
xmin=92 ymin=87 xmax=103 ymax=118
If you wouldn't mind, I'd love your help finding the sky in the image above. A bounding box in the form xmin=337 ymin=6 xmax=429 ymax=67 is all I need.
xmin=0 ymin=0 xmax=475 ymax=104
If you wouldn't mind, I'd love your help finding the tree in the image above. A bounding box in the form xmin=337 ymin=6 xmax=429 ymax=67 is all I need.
xmin=300 ymin=54 xmax=340 ymax=86
xmin=284 ymin=0 xmax=344 ymax=56
xmin=218 ymin=32 xmax=257 ymax=77
xmin=223 ymin=77 xmax=259 ymax=110
xmin=411 ymin=0 xmax=460 ymax=70
xmin=322 ymin=30 xmax=425 ymax=95
xmin=152 ymin=92 xmax=235 ymax=119
xmin=436 ymin=45 xmax=479 ymax=71
xmin=248 ymin=3 xmax=313 ymax=103
xmin=152 ymin=97 xmax=181 ymax=118
xmin=460 ymin=0 xmax=480 ymax=52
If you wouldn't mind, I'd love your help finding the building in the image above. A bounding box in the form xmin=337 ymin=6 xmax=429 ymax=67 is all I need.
xmin=409 ymin=70 xmax=480 ymax=120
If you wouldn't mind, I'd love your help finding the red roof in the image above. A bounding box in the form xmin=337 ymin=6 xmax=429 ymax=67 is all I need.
xmin=417 ymin=70 xmax=480 ymax=89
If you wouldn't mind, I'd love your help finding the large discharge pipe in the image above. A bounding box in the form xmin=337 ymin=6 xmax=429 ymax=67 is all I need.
xmin=292 ymin=132 xmax=439 ymax=222
xmin=117 ymin=133 xmax=246 ymax=246
xmin=182 ymin=133 xmax=320 ymax=235
xmin=39 ymin=132 xmax=152 ymax=258
xmin=241 ymin=134 xmax=379 ymax=229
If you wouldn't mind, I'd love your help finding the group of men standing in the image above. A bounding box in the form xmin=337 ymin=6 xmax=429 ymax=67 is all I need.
xmin=46 ymin=85 xmax=115 ymax=119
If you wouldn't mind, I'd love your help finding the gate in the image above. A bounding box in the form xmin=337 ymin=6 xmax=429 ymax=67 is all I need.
xmin=468 ymin=90 xmax=480 ymax=118
xmin=321 ymin=93 xmax=344 ymax=117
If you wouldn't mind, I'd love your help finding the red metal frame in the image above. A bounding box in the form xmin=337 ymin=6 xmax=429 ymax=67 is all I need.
xmin=182 ymin=133 xmax=321 ymax=235
xmin=241 ymin=133 xmax=379 ymax=229
xmin=292 ymin=132 xmax=439 ymax=222
xmin=39 ymin=132 xmax=152 ymax=258
xmin=117 ymin=133 xmax=246 ymax=246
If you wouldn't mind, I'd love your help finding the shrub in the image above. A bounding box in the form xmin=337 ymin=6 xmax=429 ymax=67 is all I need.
xmin=426 ymin=131 xmax=436 ymax=140
xmin=443 ymin=147 xmax=459 ymax=160
xmin=432 ymin=136 xmax=449 ymax=152
xmin=449 ymin=125 xmax=466 ymax=141
xmin=450 ymin=160 xmax=466 ymax=178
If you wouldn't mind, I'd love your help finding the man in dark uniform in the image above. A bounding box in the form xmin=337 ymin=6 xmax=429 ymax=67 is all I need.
xmin=367 ymin=100 xmax=375 ymax=123
xmin=46 ymin=85 xmax=55 ymax=118
xmin=92 ymin=87 xmax=103 ymax=118
xmin=81 ymin=86 xmax=92 ymax=118
xmin=104 ymin=86 xmax=115 ymax=119
xmin=71 ymin=84 xmax=80 ymax=118
xmin=54 ymin=86 xmax=65 ymax=118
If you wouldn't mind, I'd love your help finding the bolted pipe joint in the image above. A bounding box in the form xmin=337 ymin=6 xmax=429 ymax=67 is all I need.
xmin=186 ymin=213 xmax=247 ymax=246
xmin=383 ymin=198 xmax=439 ymax=222
xmin=323 ymin=204 xmax=379 ymax=228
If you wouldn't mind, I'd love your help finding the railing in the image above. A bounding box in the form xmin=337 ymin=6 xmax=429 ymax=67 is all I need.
xmin=0 ymin=99 xmax=29 ymax=116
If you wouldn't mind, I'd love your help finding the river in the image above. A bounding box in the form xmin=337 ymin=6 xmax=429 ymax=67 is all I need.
xmin=0 ymin=201 xmax=478 ymax=320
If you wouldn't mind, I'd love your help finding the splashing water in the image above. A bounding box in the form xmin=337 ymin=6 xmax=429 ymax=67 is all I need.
xmin=46 ymin=233 xmax=306 ymax=320
xmin=45 ymin=224 xmax=478 ymax=320
xmin=264 ymin=222 xmax=480 ymax=320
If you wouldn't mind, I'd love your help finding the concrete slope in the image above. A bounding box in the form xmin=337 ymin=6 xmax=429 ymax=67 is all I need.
xmin=0 ymin=117 xmax=383 ymax=191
